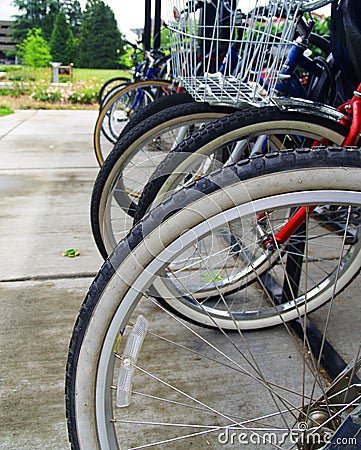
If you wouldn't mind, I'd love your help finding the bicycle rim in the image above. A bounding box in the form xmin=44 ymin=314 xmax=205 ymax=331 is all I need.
xmin=94 ymin=80 xmax=173 ymax=165
xmin=68 ymin=152 xmax=361 ymax=448
xmin=136 ymin=113 xmax=348 ymax=301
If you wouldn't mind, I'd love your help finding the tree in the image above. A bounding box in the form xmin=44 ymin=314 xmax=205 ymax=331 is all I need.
xmin=12 ymin=0 xmax=82 ymax=42
xmin=313 ymin=14 xmax=331 ymax=36
xmin=310 ymin=15 xmax=331 ymax=57
xmin=50 ymin=11 xmax=77 ymax=64
xmin=66 ymin=34 xmax=79 ymax=66
xmin=61 ymin=0 xmax=82 ymax=37
xmin=17 ymin=28 xmax=52 ymax=67
xmin=160 ymin=26 xmax=170 ymax=48
xmin=78 ymin=0 xmax=125 ymax=68
xmin=12 ymin=0 xmax=59 ymax=42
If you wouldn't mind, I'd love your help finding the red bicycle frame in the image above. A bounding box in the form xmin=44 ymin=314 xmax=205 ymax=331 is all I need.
xmin=260 ymin=83 xmax=361 ymax=250
xmin=339 ymin=83 xmax=361 ymax=146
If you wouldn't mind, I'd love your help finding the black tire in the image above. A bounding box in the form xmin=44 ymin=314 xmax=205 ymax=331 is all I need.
xmin=91 ymin=101 xmax=236 ymax=258
xmin=97 ymin=76 xmax=131 ymax=108
xmin=93 ymin=79 xmax=173 ymax=165
xmin=135 ymin=105 xmax=350 ymax=223
xmin=66 ymin=147 xmax=361 ymax=449
xmin=309 ymin=32 xmax=331 ymax=57
xmin=119 ymin=91 xmax=194 ymax=137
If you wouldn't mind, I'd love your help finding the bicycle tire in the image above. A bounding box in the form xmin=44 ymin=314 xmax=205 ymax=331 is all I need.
xmin=91 ymin=101 xmax=236 ymax=258
xmin=309 ymin=32 xmax=331 ymax=56
xmin=93 ymin=79 xmax=173 ymax=165
xmin=136 ymin=105 xmax=349 ymax=223
xmin=97 ymin=76 xmax=131 ymax=108
xmin=66 ymin=147 xmax=361 ymax=449
xmin=134 ymin=106 xmax=350 ymax=306
xmin=119 ymin=91 xmax=194 ymax=138
xmin=99 ymin=81 xmax=168 ymax=150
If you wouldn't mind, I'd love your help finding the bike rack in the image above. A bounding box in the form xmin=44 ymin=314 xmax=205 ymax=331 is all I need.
xmin=143 ymin=0 xmax=163 ymax=50
xmin=261 ymin=223 xmax=359 ymax=382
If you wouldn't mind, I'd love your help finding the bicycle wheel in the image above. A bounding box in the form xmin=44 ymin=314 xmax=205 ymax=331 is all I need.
xmin=136 ymin=146 xmax=361 ymax=327
xmin=119 ymin=91 xmax=194 ymax=138
xmin=132 ymin=106 xmax=350 ymax=301
xmin=66 ymin=147 xmax=361 ymax=449
xmin=136 ymin=105 xmax=349 ymax=222
xmin=91 ymin=101 xmax=236 ymax=258
xmin=97 ymin=77 xmax=131 ymax=109
xmin=94 ymin=79 xmax=173 ymax=165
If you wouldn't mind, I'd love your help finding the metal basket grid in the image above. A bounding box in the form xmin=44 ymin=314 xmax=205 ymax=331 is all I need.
xmin=166 ymin=0 xmax=307 ymax=106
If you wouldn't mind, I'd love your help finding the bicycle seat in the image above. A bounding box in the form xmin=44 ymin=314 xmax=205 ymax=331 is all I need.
xmin=331 ymin=0 xmax=361 ymax=96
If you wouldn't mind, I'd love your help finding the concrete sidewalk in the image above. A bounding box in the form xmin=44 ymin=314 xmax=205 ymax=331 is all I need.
xmin=0 ymin=109 xmax=360 ymax=450
xmin=0 ymin=110 xmax=103 ymax=449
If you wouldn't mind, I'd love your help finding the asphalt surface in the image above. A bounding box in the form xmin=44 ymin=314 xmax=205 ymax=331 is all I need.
xmin=0 ymin=110 xmax=360 ymax=449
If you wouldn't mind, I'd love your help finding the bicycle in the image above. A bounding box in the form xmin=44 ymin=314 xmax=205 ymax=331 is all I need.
xmin=98 ymin=41 xmax=172 ymax=110
xmin=129 ymin=80 xmax=360 ymax=323
xmin=134 ymin=0 xmax=361 ymax=229
xmin=112 ymin=0 xmax=360 ymax=343
xmin=93 ymin=38 xmax=173 ymax=165
xmin=91 ymin=0 xmax=345 ymax=256
xmin=67 ymin=0 xmax=361 ymax=446
xmin=66 ymin=146 xmax=361 ymax=448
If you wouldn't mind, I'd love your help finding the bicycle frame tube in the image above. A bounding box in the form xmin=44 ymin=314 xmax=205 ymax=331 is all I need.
xmin=258 ymin=85 xmax=361 ymax=249
xmin=128 ymin=89 xmax=147 ymax=114
xmin=144 ymin=66 xmax=160 ymax=79
xmin=274 ymin=39 xmax=324 ymax=99
xmin=274 ymin=206 xmax=316 ymax=245
xmin=258 ymin=206 xmax=315 ymax=251
xmin=340 ymin=83 xmax=361 ymax=146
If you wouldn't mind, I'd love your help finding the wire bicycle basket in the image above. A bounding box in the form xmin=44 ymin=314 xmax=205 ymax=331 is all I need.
xmin=166 ymin=0 xmax=311 ymax=106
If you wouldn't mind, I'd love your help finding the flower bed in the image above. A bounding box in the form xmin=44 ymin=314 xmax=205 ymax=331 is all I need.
xmin=30 ymin=78 xmax=101 ymax=105
xmin=0 ymin=77 xmax=105 ymax=109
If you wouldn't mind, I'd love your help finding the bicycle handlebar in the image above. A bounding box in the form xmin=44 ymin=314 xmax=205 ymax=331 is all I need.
xmin=124 ymin=40 xmax=140 ymax=50
xmin=301 ymin=0 xmax=333 ymax=13
xmin=124 ymin=39 xmax=167 ymax=57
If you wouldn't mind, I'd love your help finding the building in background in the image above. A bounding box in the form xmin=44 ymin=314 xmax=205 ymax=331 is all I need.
xmin=0 ymin=20 xmax=17 ymax=64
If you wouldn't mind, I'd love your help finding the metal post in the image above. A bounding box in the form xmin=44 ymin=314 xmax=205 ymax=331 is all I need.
xmin=143 ymin=0 xmax=152 ymax=50
xmin=154 ymin=0 xmax=161 ymax=49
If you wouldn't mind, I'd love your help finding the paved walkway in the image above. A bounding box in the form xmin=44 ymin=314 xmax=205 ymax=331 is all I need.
xmin=0 ymin=109 xmax=360 ymax=449
xmin=0 ymin=110 xmax=103 ymax=449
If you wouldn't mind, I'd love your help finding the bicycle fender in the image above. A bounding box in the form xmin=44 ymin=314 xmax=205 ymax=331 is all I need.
xmin=273 ymin=97 xmax=345 ymax=122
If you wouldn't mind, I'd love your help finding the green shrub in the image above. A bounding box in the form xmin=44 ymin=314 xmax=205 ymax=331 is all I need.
xmin=0 ymin=65 xmax=22 ymax=74
xmin=17 ymin=29 xmax=52 ymax=68
xmin=0 ymin=101 xmax=13 ymax=116
xmin=8 ymin=74 xmax=25 ymax=81
xmin=0 ymin=81 xmax=30 ymax=98
xmin=8 ymin=73 xmax=36 ymax=82
xmin=0 ymin=88 xmax=12 ymax=96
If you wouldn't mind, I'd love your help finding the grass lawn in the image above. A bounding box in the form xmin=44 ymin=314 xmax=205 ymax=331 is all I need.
xmin=0 ymin=66 xmax=132 ymax=110
xmin=73 ymin=68 xmax=130 ymax=83
xmin=0 ymin=65 xmax=130 ymax=83
xmin=0 ymin=107 xmax=14 ymax=116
